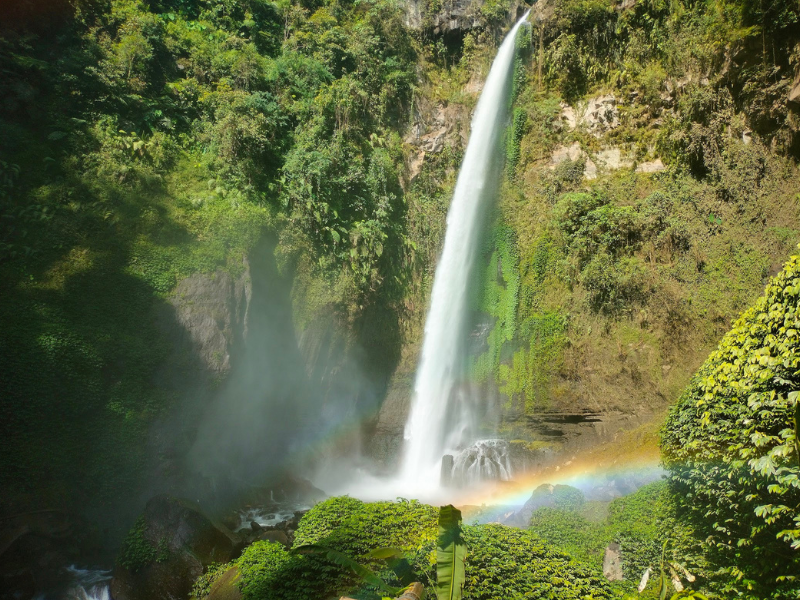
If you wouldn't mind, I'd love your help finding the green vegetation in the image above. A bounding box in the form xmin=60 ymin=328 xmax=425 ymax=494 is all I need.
xmin=3 ymin=0 xmax=800 ymax=597
xmin=662 ymin=253 xmax=800 ymax=598
xmin=0 ymin=0 xmax=419 ymax=517
xmin=468 ymin=0 xmax=800 ymax=432
xmin=118 ymin=516 xmax=170 ymax=572
xmin=527 ymin=482 xmax=704 ymax=598
xmin=194 ymin=497 xmax=614 ymax=600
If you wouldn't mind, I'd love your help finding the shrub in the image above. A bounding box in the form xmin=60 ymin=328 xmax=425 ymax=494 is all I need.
xmin=662 ymin=252 xmax=800 ymax=599
xmin=195 ymin=498 xmax=619 ymax=600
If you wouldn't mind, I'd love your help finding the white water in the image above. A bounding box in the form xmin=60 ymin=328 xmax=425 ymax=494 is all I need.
xmin=398 ymin=11 xmax=531 ymax=494
xmin=450 ymin=439 xmax=514 ymax=486
xmin=57 ymin=566 xmax=111 ymax=600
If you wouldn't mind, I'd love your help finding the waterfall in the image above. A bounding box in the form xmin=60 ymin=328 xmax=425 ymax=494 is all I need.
xmin=399 ymin=11 xmax=531 ymax=492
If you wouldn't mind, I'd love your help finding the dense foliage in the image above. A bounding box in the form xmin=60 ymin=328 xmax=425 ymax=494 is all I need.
xmin=527 ymin=482 xmax=705 ymax=598
xmin=662 ymin=253 xmax=800 ymax=599
xmin=194 ymin=497 xmax=615 ymax=600
xmin=468 ymin=0 xmax=800 ymax=430
xmin=461 ymin=524 xmax=612 ymax=600
xmin=0 ymin=0 xmax=418 ymax=518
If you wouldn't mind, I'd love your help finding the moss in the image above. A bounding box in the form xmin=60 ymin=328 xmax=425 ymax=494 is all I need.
xmin=118 ymin=517 xmax=158 ymax=572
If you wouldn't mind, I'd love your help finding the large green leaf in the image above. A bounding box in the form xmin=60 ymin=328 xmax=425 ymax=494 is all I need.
xmin=436 ymin=505 xmax=467 ymax=600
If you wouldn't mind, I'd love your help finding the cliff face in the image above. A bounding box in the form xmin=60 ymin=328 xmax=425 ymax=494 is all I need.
xmin=369 ymin=0 xmax=800 ymax=467
xmin=2 ymin=0 xmax=800 ymax=530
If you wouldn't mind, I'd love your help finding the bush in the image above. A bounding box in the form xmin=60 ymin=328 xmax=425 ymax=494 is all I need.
xmin=662 ymin=252 xmax=800 ymax=599
xmin=196 ymin=498 xmax=619 ymax=600
xmin=582 ymin=253 xmax=647 ymax=314
xmin=462 ymin=524 xmax=612 ymax=599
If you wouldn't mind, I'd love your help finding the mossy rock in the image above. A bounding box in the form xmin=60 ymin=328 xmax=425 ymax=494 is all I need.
xmin=111 ymin=495 xmax=242 ymax=600
xmin=204 ymin=566 xmax=243 ymax=600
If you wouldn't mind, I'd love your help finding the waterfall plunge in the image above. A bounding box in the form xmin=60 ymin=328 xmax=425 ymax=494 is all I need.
xmin=399 ymin=11 xmax=531 ymax=493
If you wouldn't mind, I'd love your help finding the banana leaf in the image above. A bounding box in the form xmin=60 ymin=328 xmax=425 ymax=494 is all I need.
xmin=436 ymin=505 xmax=466 ymax=600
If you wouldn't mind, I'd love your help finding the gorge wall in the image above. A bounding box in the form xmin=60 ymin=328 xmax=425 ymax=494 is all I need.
xmin=369 ymin=0 xmax=800 ymax=469
xmin=2 ymin=0 xmax=800 ymax=551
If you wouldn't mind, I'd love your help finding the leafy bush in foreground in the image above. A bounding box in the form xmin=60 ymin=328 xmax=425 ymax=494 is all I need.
xmin=195 ymin=497 xmax=615 ymax=600
xmin=527 ymin=482 xmax=705 ymax=597
xmin=662 ymin=253 xmax=800 ymax=598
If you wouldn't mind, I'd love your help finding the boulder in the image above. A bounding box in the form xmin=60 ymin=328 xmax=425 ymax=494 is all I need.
xmin=111 ymin=495 xmax=242 ymax=600
xmin=0 ymin=510 xmax=103 ymax=600
xmin=258 ymin=530 xmax=290 ymax=548
xmin=602 ymin=542 xmax=623 ymax=581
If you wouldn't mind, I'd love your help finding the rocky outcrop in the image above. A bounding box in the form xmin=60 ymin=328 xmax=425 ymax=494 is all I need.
xmin=603 ymin=543 xmax=623 ymax=581
xmin=368 ymin=375 xmax=414 ymax=468
xmin=404 ymin=0 xmax=523 ymax=34
xmin=168 ymin=263 xmax=251 ymax=374
xmin=789 ymin=68 xmax=800 ymax=104
xmin=558 ymin=95 xmax=620 ymax=136
xmin=405 ymin=98 xmax=470 ymax=183
xmin=111 ymin=495 xmax=241 ymax=600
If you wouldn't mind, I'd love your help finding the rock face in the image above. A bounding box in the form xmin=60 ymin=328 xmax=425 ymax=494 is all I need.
xmin=789 ymin=64 xmax=800 ymax=104
xmin=404 ymin=0 xmax=522 ymax=34
xmin=603 ymin=542 xmax=623 ymax=581
xmin=405 ymin=98 xmax=470 ymax=183
xmin=368 ymin=375 xmax=414 ymax=468
xmin=168 ymin=265 xmax=251 ymax=374
xmin=0 ymin=510 xmax=103 ymax=600
xmin=559 ymin=95 xmax=620 ymax=136
xmin=111 ymin=495 xmax=241 ymax=600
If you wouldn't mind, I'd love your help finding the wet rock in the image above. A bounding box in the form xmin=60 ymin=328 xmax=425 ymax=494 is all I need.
xmin=450 ymin=440 xmax=513 ymax=486
xmin=168 ymin=265 xmax=251 ymax=374
xmin=368 ymin=375 xmax=414 ymax=468
xmin=441 ymin=454 xmax=455 ymax=487
xmin=111 ymin=495 xmax=241 ymax=600
xmin=258 ymin=530 xmax=290 ymax=548
xmin=603 ymin=542 xmax=623 ymax=581
xmin=249 ymin=521 xmax=262 ymax=533
xmin=0 ymin=510 xmax=102 ymax=599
